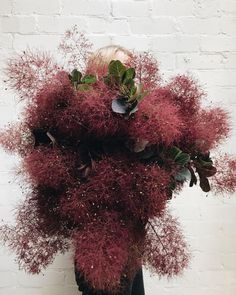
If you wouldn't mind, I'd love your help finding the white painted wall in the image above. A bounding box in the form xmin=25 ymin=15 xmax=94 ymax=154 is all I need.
xmin=0 ymin=1 xmax=235 ymax=294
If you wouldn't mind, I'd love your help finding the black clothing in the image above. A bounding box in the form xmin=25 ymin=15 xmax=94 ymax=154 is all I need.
xmin=74 ymin=264 xmax=145 ymax=295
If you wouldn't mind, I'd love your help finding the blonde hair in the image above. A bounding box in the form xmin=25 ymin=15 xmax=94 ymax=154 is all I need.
xmin=87 ymin=45 xmax=133 ymax=69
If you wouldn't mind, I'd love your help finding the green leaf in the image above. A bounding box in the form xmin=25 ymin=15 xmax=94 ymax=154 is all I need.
xmin=103 ymin=74 xmax=110 ymax=83
xmin=130 ymin=85 xmax=137 ymax=96
xmin=122 ymin=68 xmax=135 ymax=83
xmin=81 ymin=74 xmax=97 ymax=84
xmin=169 ymin=146 xmax=182 ymax=160
xmin=175 ymin=152 xmax=190 ymax=166
xmin=169 ymin=146 xmax=190 ymax=165
xmin=168 ymin=180 xmax=177 ymax=191
xmin=108 ymin=60 xmax=126 ymax=80
xmin=123 ymin=78 xmax=135 ymax=89
xmin=174 ymin=167 xmax=191 ymax=182
xmin=119 ymin=84 xmax=130 ymax=97
xmin=104 ymin=72 xmax=120 ymax=86
xmin=70 ymin=69 xmax=82 ymax=83
xmin=77 ymin=84 xmax=92 ymax=91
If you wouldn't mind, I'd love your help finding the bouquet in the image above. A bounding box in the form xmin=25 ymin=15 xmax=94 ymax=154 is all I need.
xmin=0 ymin=26 xmax=236 ymax=293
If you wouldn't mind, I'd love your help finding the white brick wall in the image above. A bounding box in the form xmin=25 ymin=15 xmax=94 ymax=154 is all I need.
xmin=0 ymin=1 xmax=235 ymax=294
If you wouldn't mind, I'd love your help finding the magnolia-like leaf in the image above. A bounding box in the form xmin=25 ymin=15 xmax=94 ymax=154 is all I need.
xmin=112 ymin=97 xmax=138 ymax=115
xmin=175 ymin=152 xmax=190 ymax=166
xmin=77 ymin=84 xmax=92 ymax=91
xmin=189 ymin=166 xmax=197 ymax=187
xmin=169 ymin=147 xmax=190 ymax=165
xmin=196 ymin=165 xmax=217 ymax=178
xmin=130 ymin=85 xmax=137 ymax=96
xmin=169 ymin=146 xmax=182 ymax=160
xmin=123 ymin=78 xmax=135 ymax=91
xmin=119 ymin=84 xmax=130 ymax=97
xmin=198 ymin=158 xmax=213 ymax=167
xmin=199 ymin=175 xmax=211 ymax=192
xmin=122 ymin=68 xmax=135 ymax=83
xmin=174 ymin=167 xmax=191 ymax=182
xmin=70 ymin=69 xmax=82 ymax=83
xmin=108 ymin=60 xmax=126 ymax=80
xmin=111 ymin=98 xmax=127 ymax=114
xmin=81 ymin=74 xmax=97 ymax=84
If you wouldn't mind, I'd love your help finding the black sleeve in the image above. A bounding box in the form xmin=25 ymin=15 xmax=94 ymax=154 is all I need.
xmin=74 ymin=262 xmax=145 ymax=295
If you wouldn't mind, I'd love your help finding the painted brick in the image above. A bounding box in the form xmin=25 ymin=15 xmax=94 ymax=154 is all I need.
xmin=12 ymin=0 xmax=60 ymax=15
xmin=178 ymin=17 xmax=221 ymax=35
xmin=61 ymin=0 xmax=110 ymax=16
xmin=0 ymin=0 xmax=13 ymax=15
xmin=193 ymin=70 xmax=236 ymax=87
xmin=105 ymin=19 xmax=130 ymax=35
xmin=112 ymin=0 xmax=149 ymax=17
xmin=152 ymin=0 xmax=197 ymax=16
xmin=0 ymin=16 xmax=36 ymax=34
xmin=220 ymin=0 xmax=236 ymax=15
xmin=112 ymin=35 xmax=151 ymax=51
xmin=129 ymin=17 xmax=176 ymax=34
xmin=176 ymin=53 xmax=224 ymax=70
xmin=151 ymin=35 xmax=200 ymax=52
xmin=200 ymin=36 xmax=236 ymax=51
xmin=0 ymin=34 xmax=13 ymax=49
xmin=219 ymin=17 xmax=236 ymax=35
xmin=194 ymin=0 xmax=221 ymax=17
xmin=13 ymin=34 xmax=61 ymax=51
xmin=37 ymin=16 xmax=87 ymax=33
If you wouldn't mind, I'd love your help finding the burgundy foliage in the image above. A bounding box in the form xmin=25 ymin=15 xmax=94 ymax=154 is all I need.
xmin=143 ymin=212 xmax=190 ymax=277
xmin=74 ymin=81 xmax=127 ymax=137
xmin=211 ymin=153 xmax=236 ymax=195
xmin=168 ymin=74 xmax=204 ymax=116
xmin=21 ymin=147 xmax=76 ymax=189
xmin=128 ymin=51 xmax=161 ymax=90
xmin=0 ymin=122 xmax=34 ymax=156
xmin=0 ymin=27 xmax=235 ymax=294
xmin=73 ymin=211 xmax=135 ymax=292
xmin=0 ymin=188 xmax=71 ymax=274
xmin=127 ymin=89 xmax=184 ymax=146
xmin=5 ymin=50 xmax=61 ymax=101
xmin=192 ymin=108 xmax=231 ymax=153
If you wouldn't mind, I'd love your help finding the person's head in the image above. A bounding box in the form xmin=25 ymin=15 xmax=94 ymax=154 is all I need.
xmin=86 ymin=45 xmax=133 ymax=76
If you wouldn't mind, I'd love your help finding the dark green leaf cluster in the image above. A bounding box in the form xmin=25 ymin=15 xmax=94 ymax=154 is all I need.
xmin=69 ymin=69 xmax=97 ymax=91
xmin=168 ymin=147 xmax=217 ymax=193
xmin=103 ymin=60 xmax=148 ymax=116
xmin=192 ymin=152 xmax=217 ymax=192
